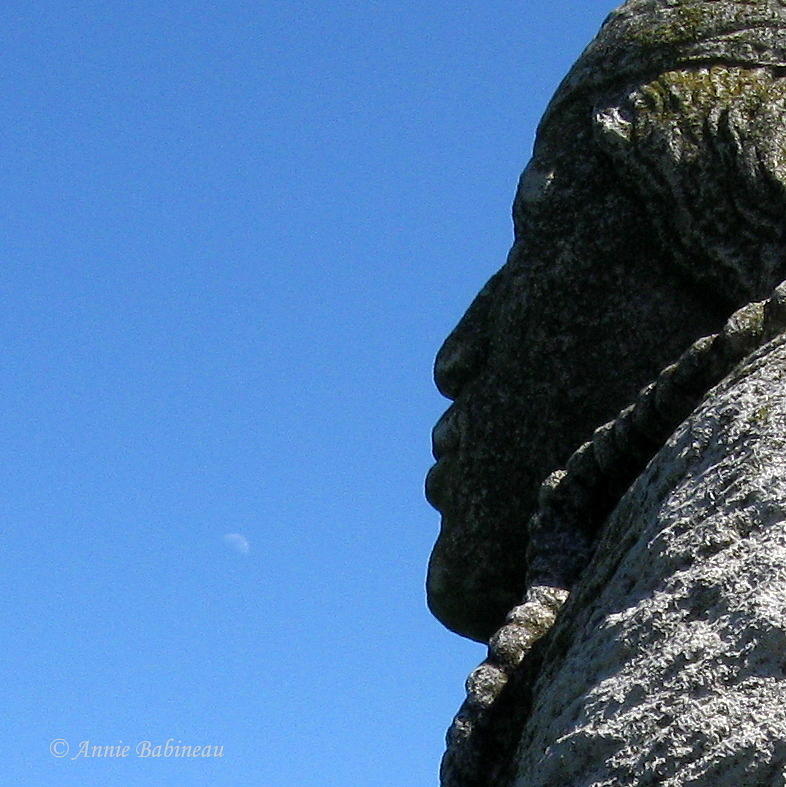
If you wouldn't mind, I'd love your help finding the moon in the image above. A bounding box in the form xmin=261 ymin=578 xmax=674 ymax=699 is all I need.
xmin=223 ymin=533 xmax=250 ymax=555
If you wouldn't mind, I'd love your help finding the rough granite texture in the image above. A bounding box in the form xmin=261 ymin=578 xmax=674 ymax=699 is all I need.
xmin=440 ymin=286 xmax=786 ymax=786
xmin=426 ymin=0 xmax=786 ymax=645
xmin=513 ymin=331 xmax=786 ymax=786
xmin=426 ymin=0 xmax=786 ymax=784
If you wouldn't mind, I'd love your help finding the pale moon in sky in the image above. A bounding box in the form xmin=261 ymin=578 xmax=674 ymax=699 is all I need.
xmin=223 ymin=533 xmax=250 ymax=555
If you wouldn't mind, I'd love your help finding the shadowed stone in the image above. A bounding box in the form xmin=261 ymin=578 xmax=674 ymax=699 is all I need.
xmin=426 ymin=1 xmax=786 ymax=784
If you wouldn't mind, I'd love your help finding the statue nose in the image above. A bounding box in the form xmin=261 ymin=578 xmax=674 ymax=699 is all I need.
xmin=434 ymin=267 xmax=506 ymax=399
xmin=434 ymin=330 xmax=485 ymax=400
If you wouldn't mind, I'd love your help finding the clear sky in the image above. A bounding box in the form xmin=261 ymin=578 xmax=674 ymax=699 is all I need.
xmin=3 ymin=2 xmax=615 ymax=784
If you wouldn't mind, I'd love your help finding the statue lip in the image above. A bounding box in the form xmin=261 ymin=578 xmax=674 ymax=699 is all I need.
xmin=431 ymin=405 xmax=460 ymax=460
xmin=425 ymin=455 xmax=456 ymax=512
xmin=426 ymin=405 xmax=461 ymax=511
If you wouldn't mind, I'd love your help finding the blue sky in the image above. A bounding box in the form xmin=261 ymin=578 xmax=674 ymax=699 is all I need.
xmin=3 ymin=2 xmax=615 ymax=784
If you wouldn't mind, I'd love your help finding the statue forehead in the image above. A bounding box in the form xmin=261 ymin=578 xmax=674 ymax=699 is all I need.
xmin=540 ymin=0 xmax=786 ymax=132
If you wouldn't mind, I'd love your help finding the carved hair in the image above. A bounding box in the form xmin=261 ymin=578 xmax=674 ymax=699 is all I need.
xmin=595 ymin=66 xmax=786 ymax=306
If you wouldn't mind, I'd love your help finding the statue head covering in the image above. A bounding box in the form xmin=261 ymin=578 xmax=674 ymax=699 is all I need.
xmin=542 ymin=0 xmax=786 ymax=131
xmin=525 ymin=0 xmax=786 ymax=308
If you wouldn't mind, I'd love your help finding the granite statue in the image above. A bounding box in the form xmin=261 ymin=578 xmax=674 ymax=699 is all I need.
xmin=426 ymin=1 xmax=786 ymax=784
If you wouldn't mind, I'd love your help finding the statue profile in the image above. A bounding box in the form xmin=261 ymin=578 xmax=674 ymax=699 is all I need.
xmin=426 ymin=2 xmax=786 ymax=784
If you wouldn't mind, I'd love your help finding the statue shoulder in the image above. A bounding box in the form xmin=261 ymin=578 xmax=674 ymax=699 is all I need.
xmin=512 ymin=330 xmax=786 ymax=785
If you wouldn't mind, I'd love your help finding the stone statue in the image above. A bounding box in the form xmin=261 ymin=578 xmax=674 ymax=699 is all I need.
xmin=426 ymin=1 xmax=786 ymax=784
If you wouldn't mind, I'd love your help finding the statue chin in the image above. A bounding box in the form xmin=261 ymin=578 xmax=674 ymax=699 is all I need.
xmin=426 ymin=458 xmax=485 ymax=640
xmin=427 ymin=524 xmax=524 ymax=644
xmin=425 ymin=427 xmax=533 ymax=643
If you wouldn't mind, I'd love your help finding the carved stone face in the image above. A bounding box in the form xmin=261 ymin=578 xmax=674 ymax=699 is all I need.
xmin=425 ymin=0 xmax=786 ymax=643
xmin=424 ymin=97 xmax=728 ymax=643
xmin=424 ymin=0 xmax=786 ymax=643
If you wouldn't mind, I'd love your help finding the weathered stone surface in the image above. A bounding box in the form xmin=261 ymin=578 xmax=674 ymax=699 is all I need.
xmin=425 ymin=0 xmax=786 ymax=783
xmin=439 ymin=283 xmax=786 ymax=786
xmin=426 ymin=0 xmax=786 ymax=645
xmin=513 ymin=331 xmax=786 ymax=786
xmin=543 ymin=0 xmax=786 ymax=134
